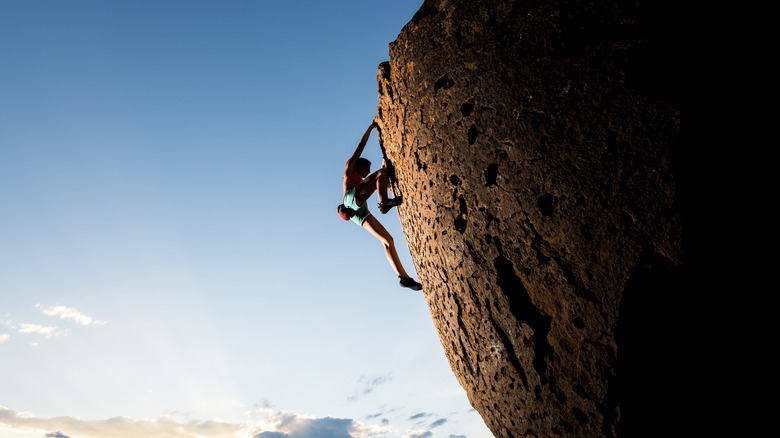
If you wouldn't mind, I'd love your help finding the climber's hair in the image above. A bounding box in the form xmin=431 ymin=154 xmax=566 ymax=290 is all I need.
xmin=356 ymin=157 xmax=371 ymax=170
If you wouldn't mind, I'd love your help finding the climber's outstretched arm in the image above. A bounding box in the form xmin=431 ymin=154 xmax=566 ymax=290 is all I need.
xmin=345 ymin=120 xmax=378 ymax=174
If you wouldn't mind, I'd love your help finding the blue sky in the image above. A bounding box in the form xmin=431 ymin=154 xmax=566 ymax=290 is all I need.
xmin=0 ymin=1 xmax=492 ymax=437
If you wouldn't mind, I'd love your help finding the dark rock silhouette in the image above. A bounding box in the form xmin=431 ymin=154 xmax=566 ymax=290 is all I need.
xmin=375 ymin=0 xmax=693 ymax=436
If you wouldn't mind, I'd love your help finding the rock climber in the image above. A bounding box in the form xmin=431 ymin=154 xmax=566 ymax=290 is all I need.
xmin=337 ymin=120 xmax=423 ymax=291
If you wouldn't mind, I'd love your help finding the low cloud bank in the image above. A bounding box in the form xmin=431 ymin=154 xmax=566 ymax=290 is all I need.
xmin=0 ymin=406 xmax=396 ymax=438
xmin=1 ymin=406 xmax=240 ymax=438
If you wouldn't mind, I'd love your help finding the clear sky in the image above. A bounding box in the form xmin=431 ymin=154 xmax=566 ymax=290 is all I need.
xmin=0 ymin=1 xmax=492 ymax=437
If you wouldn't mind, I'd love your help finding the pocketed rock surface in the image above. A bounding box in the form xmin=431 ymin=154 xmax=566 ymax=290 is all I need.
xmin=375 ymin=0 xmax=687 ymax=436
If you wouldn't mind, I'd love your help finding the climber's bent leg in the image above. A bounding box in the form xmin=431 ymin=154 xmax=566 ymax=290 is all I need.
xmin=355 ymin=168 xmax=387 ymax=206
xmin=377 ymin=161 xmax=389 ymax=204
xmin=376 ymin=161 xmax=403 ymax=214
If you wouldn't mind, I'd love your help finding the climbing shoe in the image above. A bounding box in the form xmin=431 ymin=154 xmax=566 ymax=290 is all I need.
xmin=379 ymin=196 xmax=403 ymax=214
xmin=399 ymin=276 xmax=422 ymax=291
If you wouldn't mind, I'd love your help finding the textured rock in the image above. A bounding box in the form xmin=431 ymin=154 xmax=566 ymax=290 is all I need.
xmin=375 ymin=0 xmax=688 ymax=436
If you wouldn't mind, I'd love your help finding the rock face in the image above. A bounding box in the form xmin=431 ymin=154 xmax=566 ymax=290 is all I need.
xmin=375 ymin=0 xmax=688 ymax=436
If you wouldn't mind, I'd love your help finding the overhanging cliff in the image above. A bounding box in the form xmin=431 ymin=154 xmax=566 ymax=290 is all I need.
xmin=375 ymin=0 xmax=688 ymax=436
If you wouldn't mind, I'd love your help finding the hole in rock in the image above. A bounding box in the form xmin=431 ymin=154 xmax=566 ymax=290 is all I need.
xmin=455 ymin=195 xmax=468 ymax=234
xmin=455 ymin=214 xmax=468 ymax=234
xmin=468 ymin=124 xmax=479 ymax=145
xmin=434 ymin=74 xmax=454 ymax=91
xmin=538 ymin=193 xmax=558 ymax=216
xmin=485 ymin=163 xmax=498 ymax=186
xmin=460 ymin=102 xmax=474 ymax=117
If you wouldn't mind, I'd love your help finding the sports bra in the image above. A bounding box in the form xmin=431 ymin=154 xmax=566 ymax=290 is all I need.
xmin=345 ymin=171 xmax=363 ymax=189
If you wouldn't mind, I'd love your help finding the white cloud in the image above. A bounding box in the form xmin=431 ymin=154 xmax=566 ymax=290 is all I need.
xmin=402 ymin=431 xmax=432 ymax=438
xmin=0 ymin=304 xmax=105 ymax=344
xmin=35 ymin=304 xmax=107 ymax=326
xmin=348 ymin=373 xmax=393 ymax=402
xmin=18 ymin=324 xmax=66 ymax=339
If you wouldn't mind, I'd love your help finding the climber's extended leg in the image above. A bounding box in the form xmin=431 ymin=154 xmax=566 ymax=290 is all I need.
xmin=362 ymin=214 xmax=406 ymax=278
xmin=362 ymin=215 xmax=422 ymax=290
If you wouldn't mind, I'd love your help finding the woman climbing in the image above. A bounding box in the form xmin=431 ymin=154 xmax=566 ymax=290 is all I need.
xmin=337 ymin=120 xmax=423 ymax=291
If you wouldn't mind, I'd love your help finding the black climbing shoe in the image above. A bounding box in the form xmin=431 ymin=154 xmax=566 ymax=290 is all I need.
xmin=399 ymin=276 xmax=422 ymax=291
xmin=379 ymin=196 xmax=403 ymax=214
